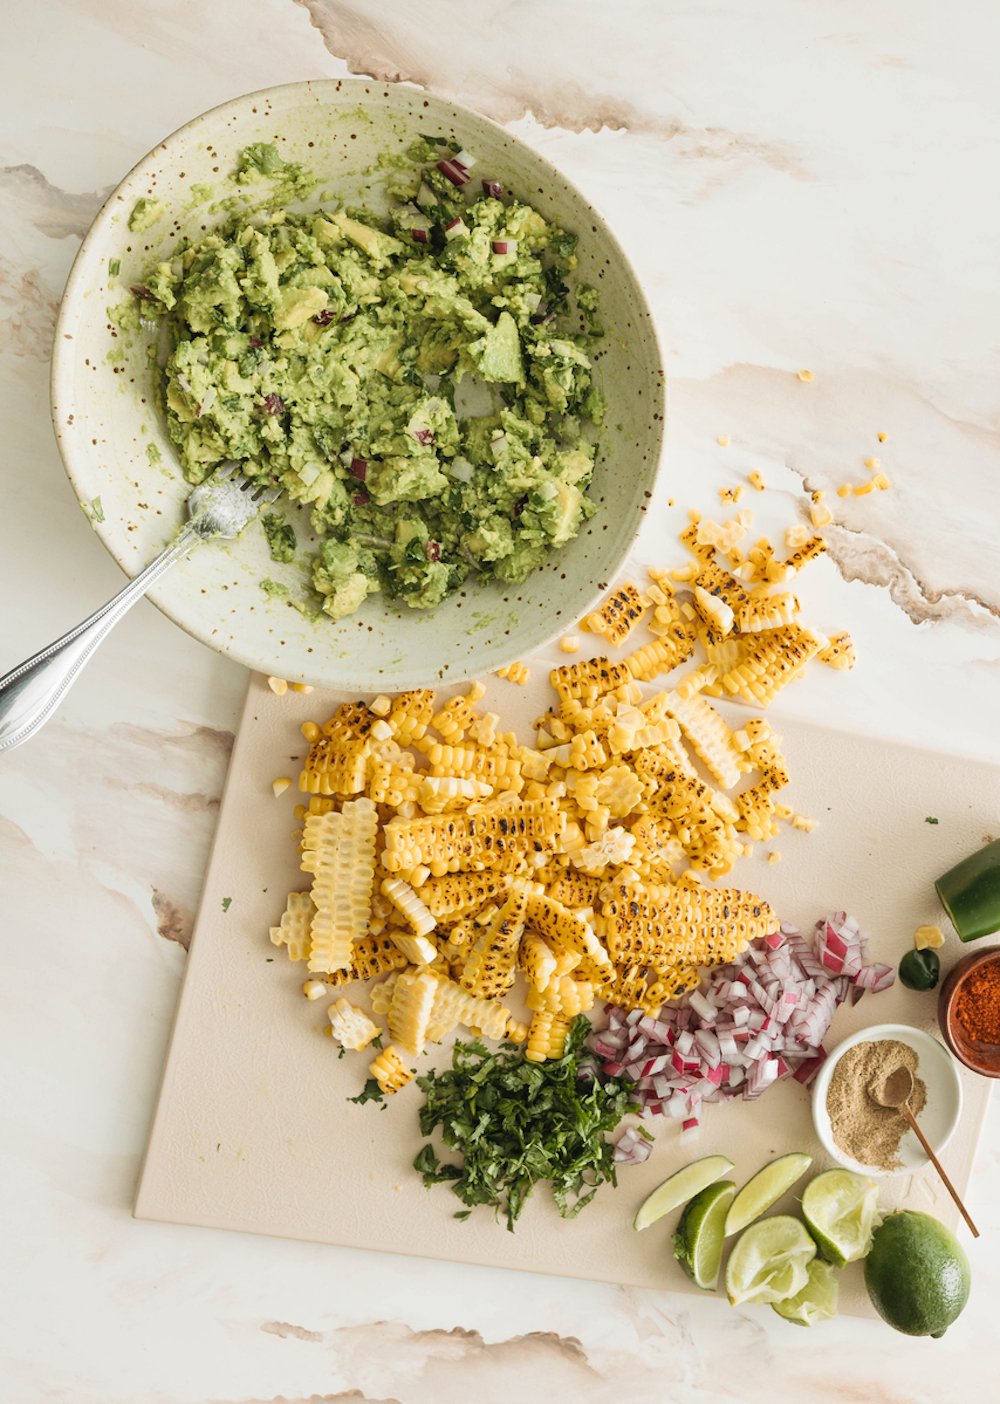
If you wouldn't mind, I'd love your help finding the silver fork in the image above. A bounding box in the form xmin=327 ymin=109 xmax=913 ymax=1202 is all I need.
xmin=0 ymin=463 xmax=280 ymax=753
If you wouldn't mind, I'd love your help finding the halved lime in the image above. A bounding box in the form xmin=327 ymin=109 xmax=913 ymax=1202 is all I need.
xmin=633 ymin=1154 xmax=735 ymax=1232
xmin=801 ymin=1169 xmax=881 ymax=1267
xmin=725 ymin=1215 xmax=817 ymax=1306
xmin=673 ymin=1181 xmax=736 ymax=1290
xmin=724 ymin=1152 xmax=813 ymax=1237
xmin=772 ymin=1258 xmax=839 ymax=1326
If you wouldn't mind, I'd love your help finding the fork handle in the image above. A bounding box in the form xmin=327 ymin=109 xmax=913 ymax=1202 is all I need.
xmin=0 ymin=524 xmax=199 ymax=754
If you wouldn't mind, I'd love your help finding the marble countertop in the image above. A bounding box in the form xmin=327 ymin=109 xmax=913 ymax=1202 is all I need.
xmin=2 ymin=2 xmax=998 ymax=1399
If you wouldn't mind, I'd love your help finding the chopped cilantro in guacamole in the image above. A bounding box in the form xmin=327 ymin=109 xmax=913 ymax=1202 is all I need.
xmin=136 ymin=142 xmax=604 ymax=618
xmin=261 ymin=512 xmax=297 ymax=563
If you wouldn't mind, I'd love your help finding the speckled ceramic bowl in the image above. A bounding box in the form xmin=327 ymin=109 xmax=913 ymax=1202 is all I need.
xmin=50 ymin=80 xmax=665 ymax=691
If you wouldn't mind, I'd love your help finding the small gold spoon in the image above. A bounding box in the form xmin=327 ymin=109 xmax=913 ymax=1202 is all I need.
xmin=869 ymin=1065 xmax=979 ymax=1238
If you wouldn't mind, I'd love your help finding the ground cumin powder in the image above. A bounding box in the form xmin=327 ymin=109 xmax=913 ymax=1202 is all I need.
xmin=826 ymin=1039 xmax=927 ymax=1171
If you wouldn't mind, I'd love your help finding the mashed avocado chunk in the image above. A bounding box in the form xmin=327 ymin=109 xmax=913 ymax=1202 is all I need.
xmin=137 ymin=142 xmax=604 ymax=619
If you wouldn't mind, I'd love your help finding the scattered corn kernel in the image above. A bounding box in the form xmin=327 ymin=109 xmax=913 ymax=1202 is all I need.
xmin=290 ymin=682 xmax=313 ymax=694
xmin=670 ymin=564 xmax=697 ymax=582
xmin=558 ymin=635 xmax=581 ymax=654
xmin=854 ymin=479 xmax=876 ymax=496
xmin=809 ymin=502 xmax=833 ymax=528
xmin=877 ymin=431 xmax=887 ymax=443
xmin=719 ymin=485 xmax=743 ymax=504
xmin=370 ymin=694 xmax=392 ymax=717
xmin=301 ymin=721 xmax=321 ymax=742
xmin=767 ymin=851 xmax=782 ymax=865
xmin=790 ymin=813 xmax=817 ymax=832
xmin=872 ymin=472 xmax=892 ymax=490
xmin=748 ymin=470 xmax=766 ymax=491
xmin=864 ymin=456 xmax=881 ymax=471
xmin=836 ymin=484 xmax=852 ymax=498
xmin=272 ymin=777 xmax=292 ymax=798
xmin=267 ymin=676 xmax=288 ymax=696
xmin=497 ymin=661 xmax=530 ymax=686
xmin=785 ymin=524 xmax=810 ymax=550
xmin=796 ymin=369 xmax=814 ymax=382
xmin=914 ymin=924 xmax=944 ymax=951
xmin=716 ymin=434 xmax=730 ymax=447
xmin=302 ymin=980 xmax=327 ymax=1001
xmin=465 ymin=681 xmax=487 ymax=703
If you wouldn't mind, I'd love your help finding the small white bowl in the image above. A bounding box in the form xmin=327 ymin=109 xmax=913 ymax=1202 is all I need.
xmin=811 ymin=1023 xmax=963 ymax=1178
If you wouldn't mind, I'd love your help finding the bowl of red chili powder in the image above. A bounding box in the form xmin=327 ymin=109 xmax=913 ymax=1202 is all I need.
xmin=939 ymin=946 xmax=1000 ymax=1077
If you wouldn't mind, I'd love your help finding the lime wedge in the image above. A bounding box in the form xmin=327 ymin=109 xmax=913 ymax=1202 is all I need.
xmin=772 ymin=1258 xmax=839 ymax=1326
xmin=673 ymin=1181 xmax=736 ymax=1290
xmin=724 ymin=1152 xmax=813 ymax=1237
xmin=725 ymin=1215 xmax=817 ymax=1306
xmin=802 ymin=1169 xmax=881 ymax=1267
xmin=633 ymin=1154 xmax=735 ymax=1232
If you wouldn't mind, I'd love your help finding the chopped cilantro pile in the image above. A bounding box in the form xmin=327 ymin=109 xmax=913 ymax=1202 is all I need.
xmin=414 ymin=1017 xmax=634 ymax=1230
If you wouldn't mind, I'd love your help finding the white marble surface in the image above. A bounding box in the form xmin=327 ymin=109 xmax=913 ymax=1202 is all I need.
xmin=1 ymin=2 xmax=998 ymax=1399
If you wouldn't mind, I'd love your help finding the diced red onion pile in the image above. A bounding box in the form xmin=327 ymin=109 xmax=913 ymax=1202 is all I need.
xmin=594 ymin=912 xmax=895 ymax=1164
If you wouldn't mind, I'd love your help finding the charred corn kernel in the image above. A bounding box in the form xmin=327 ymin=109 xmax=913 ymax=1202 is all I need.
xmin=914 ymin=924 xmax=944 ymax=950
xmin=370 ymin=694 xmax=392 ymax=717
xmin=524 ymin=1010 xmax=571 ymax=1062
xmin=426 ymin=741 xmax=522 ymax=794
xmin=302 ymin=979 xmax=327 ymax=1001
xmin=877 ymin=431 xmax=887 ymax=442
xmin=550 ymin=656 xmax=633 ymax=703
xmin=520 ymin=932 xmax=558 ymax=992
xmin=432 ymin=694 xmax=480 ymax=744
xmin=322 ymin=933 xmax=409 ymax=989
xmin=327 ymin=997 xmax=380 ymax=1051
xmin=417 ymin=774 xmax=493 ymax=814
xmin=496 ymin=660 xmax=530 ymax=686
xmin=290 ymin=682 xmax=313 ymax=694
xmin=380 ymin=877 xmax=436 ymax=938
xmin=525 ymin=892 xmax=612 ymax=968
xmin=734 ymin=592 xmax=801 ymax=634
xmin=864 ymin=456 xmax=881 ymax=470
xmin=272 ymin=777 xmax=292 ymax=797
xmin=873 ymin=472 xmax=892 ymax=490
xmin=382 ymin=797 xmax=561 ymax=874
xmin=299 ymin=733 xmax=371 ymax=797
xmin=369 ymin=1045 xmax=413 ymax=1095
xmin=386 ymin=690 xmax=436 ymax=744
xmin=720 ymin=625 xmax=823 ymax=707
xmin=267 ymin=676 xmax=288 ymax=696
xmin=749 ymin=470 xmax=766 ymax=491
xmin=809 ymin=501 xmax=833 ymax=528
xmin=817 ymin=631 xmax=857 ymax=670
xmin=604 ymin=883 xmax=777 ymax=968
xmin=545 ymin=730 xmax=608 ymax=772
xmin=796 ymin=369 xmax=814 ymax=382
xmin=718 ymin=485 xmax=743 ymax=504
xmin=301 ymin=721 xmax=321 ymax=742
xmin=459 ymin=889 xmax=528 ymax=999
xmin=270 ymin=891 xmax=316 ymax=963
xmin=418 ymin=872 xmax=507 ymax=923
xmin=767 ymin=850 xmax=782 ymax=865
xmin=585 ymin=582 xmax=651 ymax=646
xmin=386 ymin=969 xmax=439 ymax=1055
xmin=504 ymin=1016 xmax=529 ymax=1043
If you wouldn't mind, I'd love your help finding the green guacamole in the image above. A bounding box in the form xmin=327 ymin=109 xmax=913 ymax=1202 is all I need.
xmin=135 ymin=140 xmax=604 ymax=618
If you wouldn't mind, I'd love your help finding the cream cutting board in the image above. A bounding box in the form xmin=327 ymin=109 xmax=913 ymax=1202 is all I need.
xmin=135 ymin=674 xmax=995 ymax=1316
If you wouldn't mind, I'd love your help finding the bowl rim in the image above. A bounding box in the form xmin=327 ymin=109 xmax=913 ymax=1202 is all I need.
xmin=810 ymin=1022 xmax=964 ymax=1178
xmin=49 ymin=77 xmax=668 ymax=691
xmin=938 ymin=945 xmax=1000 ymax=1077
